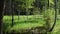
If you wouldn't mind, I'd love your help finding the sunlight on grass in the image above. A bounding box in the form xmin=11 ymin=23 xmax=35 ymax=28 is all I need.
xmin=3 ymin=15 xmax=45 ymax=32
xmin=3 ymin=16 xmax=60 ymax=34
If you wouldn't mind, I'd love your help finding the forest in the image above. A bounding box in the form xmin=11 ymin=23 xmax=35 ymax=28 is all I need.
xmin=0 ymin=0 xmax=60 ymax=34
xmin=4 ymin=0 xmax=60 ymax=15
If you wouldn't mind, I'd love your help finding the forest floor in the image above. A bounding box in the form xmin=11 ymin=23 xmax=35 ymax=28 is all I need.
xmin=3 ymin=15 xmax=60 ymax=34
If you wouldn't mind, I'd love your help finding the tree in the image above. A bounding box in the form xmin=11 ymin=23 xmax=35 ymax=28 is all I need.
xmin=0 ymin=0 xmax=4 ymax=34
xmin=14 ymin=0 xmax=34 ymax=15
xmin=43 ymin=0 xmax=57 ymax=33
xmin=49 ymin=0 xmax=57 ymax=32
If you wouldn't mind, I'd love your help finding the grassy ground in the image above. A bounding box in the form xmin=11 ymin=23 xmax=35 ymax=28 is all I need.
xmin=3 ymin=15 xmax=60 ymax=34
xmin=52 ymin=20 xmax=60 ymax=34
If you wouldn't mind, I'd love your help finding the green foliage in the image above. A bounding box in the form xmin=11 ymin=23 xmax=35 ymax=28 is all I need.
xmin=3 ymin=16 xmax=60 ymax=34
xmin=5 ymin=0 xmax=56 ymax=15
xmin=3 ymin=0 xmax=60 ymax=34
xmin=15 ymin=0 xmax=34 ymax=9
xmin=3 ymin=15 xmax=44 ymax=32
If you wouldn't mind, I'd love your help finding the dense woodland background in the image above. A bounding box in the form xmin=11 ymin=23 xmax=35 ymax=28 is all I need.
xmin=4 ymin=0 xmax=60 ymax=15
xmin=0 ymin=0 xmax=60 ymax=34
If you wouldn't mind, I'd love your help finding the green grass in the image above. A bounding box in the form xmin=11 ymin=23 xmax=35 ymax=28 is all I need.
xmin=52 ymin=20 xmax=60 ymax=34
xmin=3 ymin=15 xmax=60 ymax=34
xmin=3 ymin=15 xmax=45 ymax=32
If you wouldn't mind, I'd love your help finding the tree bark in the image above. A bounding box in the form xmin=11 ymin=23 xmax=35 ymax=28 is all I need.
xmin=49 ymin=0 xmax=57 ymax=32
xmin=0 ymin=0 xmax=4 ymax=34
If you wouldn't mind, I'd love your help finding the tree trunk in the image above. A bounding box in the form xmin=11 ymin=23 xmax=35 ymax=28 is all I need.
xmin=0 ymin=0 xmax=4 ymax=34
